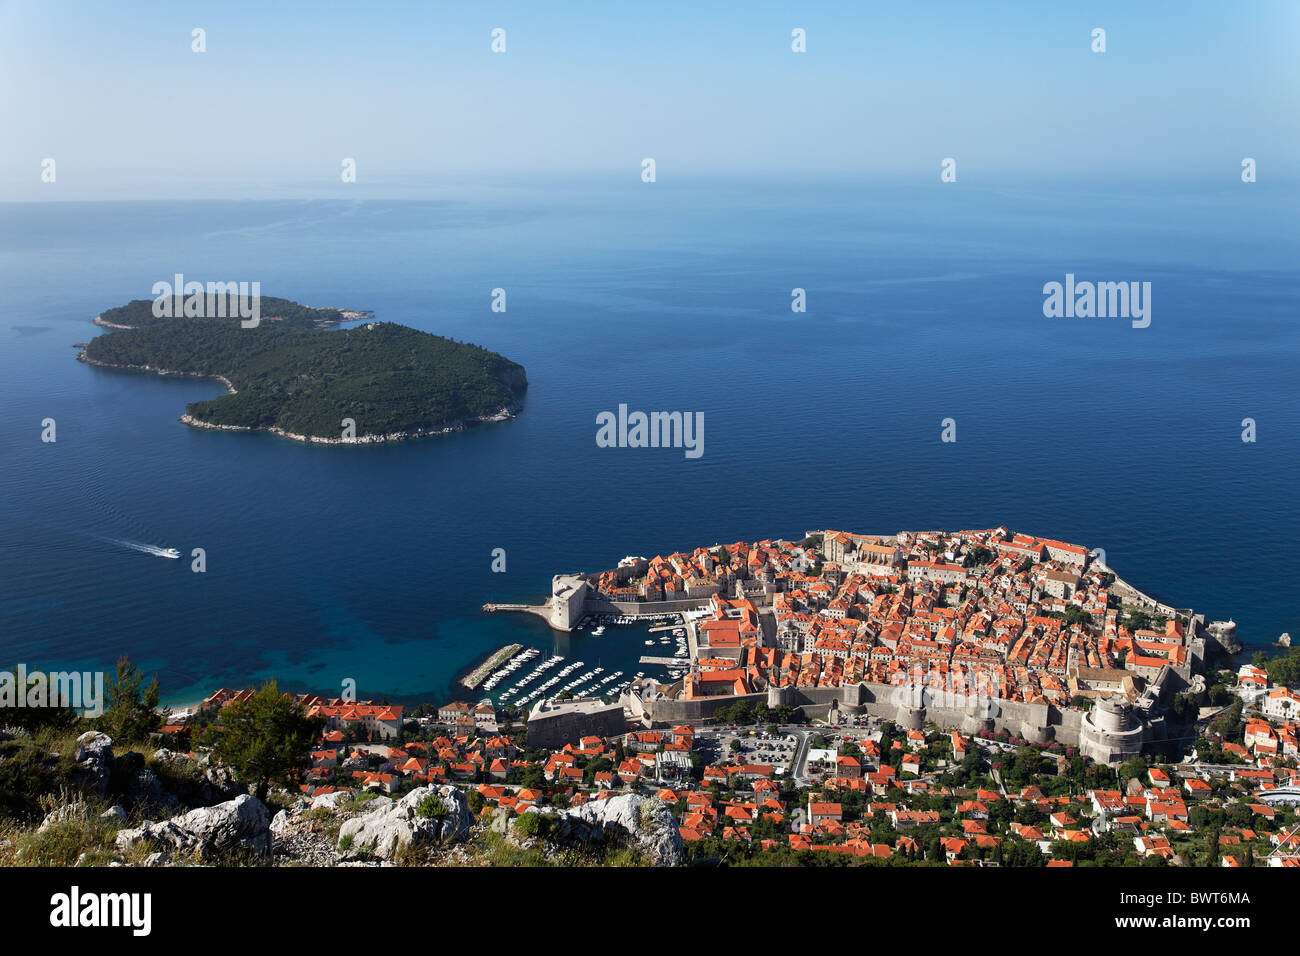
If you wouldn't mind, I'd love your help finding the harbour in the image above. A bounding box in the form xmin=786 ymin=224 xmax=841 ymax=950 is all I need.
xmin=470 ymin=610 xmax=694 ymax=710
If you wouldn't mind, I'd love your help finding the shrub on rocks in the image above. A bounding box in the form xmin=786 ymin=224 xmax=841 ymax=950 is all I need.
xmin=336 ymin=786 xmax=470 ymax=862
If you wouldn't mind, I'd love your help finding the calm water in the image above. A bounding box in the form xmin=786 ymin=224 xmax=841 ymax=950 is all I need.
xmin=1 ymin=181 xmax=1297 ymax=706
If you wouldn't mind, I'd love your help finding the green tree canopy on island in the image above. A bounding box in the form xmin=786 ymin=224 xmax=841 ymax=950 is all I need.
xmin=211 ymin=681 xmax=324 ymax=801
xmin=82 ymin=299 xmax=527 ymax=440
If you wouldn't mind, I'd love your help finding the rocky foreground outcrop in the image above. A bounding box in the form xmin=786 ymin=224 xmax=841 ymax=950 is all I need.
xmin=335 ymin=786 xmax=472 ymax=861
xmin=65 ymin=733 xmax=245 ymax=815
xmin=517 ymin=794 xmax=686 ymax=866
xmin=147 ymin=747 xmax=246 ymax=807
xmin=72 ymin=731 xmax=114 ymax=795
xmin=115 ymin=793 xmax=272 ymax=863
xmin=20 ymin=732 xmax=685 ymax=867
xmin=36 ymin=801 xmax=127 ymax=833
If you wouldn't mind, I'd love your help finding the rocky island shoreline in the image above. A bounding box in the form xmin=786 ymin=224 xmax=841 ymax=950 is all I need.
xmin=175 ymin=404 xmax=522 ymax=445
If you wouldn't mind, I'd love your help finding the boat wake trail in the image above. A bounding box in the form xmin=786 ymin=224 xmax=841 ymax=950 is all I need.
xmin=1 ymin=517 xmax=180 ymax=560
xmin=93 ymin=535 xmax=181 ymax=560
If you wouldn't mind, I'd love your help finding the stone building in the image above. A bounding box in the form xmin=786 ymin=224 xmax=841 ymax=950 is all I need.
xmin=548 ymin=574 xmax=589 ymax=630
xmin=527 ymin=697 xmax=627 ymax=749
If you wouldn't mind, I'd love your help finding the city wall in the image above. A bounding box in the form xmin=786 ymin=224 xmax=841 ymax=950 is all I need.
xmin=632 ymin=680 xmax=1085 ymax=747
xmin=585 ymin=596 xmax=710 ymax=617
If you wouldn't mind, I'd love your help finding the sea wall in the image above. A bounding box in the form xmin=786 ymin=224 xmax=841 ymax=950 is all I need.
xmin=1106 ymin=569 xmax=1187 ymax=619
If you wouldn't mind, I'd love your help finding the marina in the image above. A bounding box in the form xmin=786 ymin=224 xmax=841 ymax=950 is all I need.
xmin=482 ymin=610 xmax=693 ymax=709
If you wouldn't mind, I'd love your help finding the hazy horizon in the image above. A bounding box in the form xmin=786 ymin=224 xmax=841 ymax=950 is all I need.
xmin=3 ymin=0 xmax=1298 ymax=201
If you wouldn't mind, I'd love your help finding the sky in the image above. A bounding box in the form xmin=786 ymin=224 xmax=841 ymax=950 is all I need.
xmin=1 ymin=0 xmax=1298 ymax=199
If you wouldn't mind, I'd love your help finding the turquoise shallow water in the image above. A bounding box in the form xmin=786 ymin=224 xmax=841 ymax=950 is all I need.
xmin=1 ymin=181 xmax=1296 ymax=706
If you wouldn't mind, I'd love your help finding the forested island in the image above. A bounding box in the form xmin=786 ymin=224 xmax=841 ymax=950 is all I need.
xmin=79 ymin=297 xmax=527 ymax=443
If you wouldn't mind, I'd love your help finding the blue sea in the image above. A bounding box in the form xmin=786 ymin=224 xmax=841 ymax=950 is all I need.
xmin=1 ymin=180 xmax=1297 ymax=707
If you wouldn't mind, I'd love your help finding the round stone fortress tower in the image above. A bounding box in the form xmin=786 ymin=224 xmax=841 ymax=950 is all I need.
xmin=1079 ymin=696 xmax=1146 ymax=765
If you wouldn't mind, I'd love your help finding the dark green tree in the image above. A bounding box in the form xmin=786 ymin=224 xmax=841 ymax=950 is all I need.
xmin=1 ymin=665 xmax=82 ymax=733
xmin=927 ymin=837 xmax=943 ymax=863
xmin=98 ymin=656 xmax=164 ymax=744
xmin=212 ymin=681 xmax=323 ymax=801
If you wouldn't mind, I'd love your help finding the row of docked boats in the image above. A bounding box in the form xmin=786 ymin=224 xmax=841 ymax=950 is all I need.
xmin=480 ymin=647 xmax=540 ymax=691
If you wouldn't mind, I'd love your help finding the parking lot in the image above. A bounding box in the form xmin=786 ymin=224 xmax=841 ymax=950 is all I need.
xmin=690 ymin=715 xmax=893 ymax=783
xmin=708 ymin=729 xmax=799 ymax=772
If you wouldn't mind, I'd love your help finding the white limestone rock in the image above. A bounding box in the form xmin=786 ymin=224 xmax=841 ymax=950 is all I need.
xmin=72 ymin=731 xmax=114 ymax=794
xmin=549 ymin=794 xmax=685 ymax=866
xmin=336 ymin=786 xmax=470 ymax=860
xmin=115 ymin=793 xmax=271 ymax=861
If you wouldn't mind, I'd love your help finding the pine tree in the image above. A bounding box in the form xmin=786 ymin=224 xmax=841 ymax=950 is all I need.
xmin=98 ymin=656 xmax=164 ymax=744
xmin=212 ymin=681 xmax=323 ymax=801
